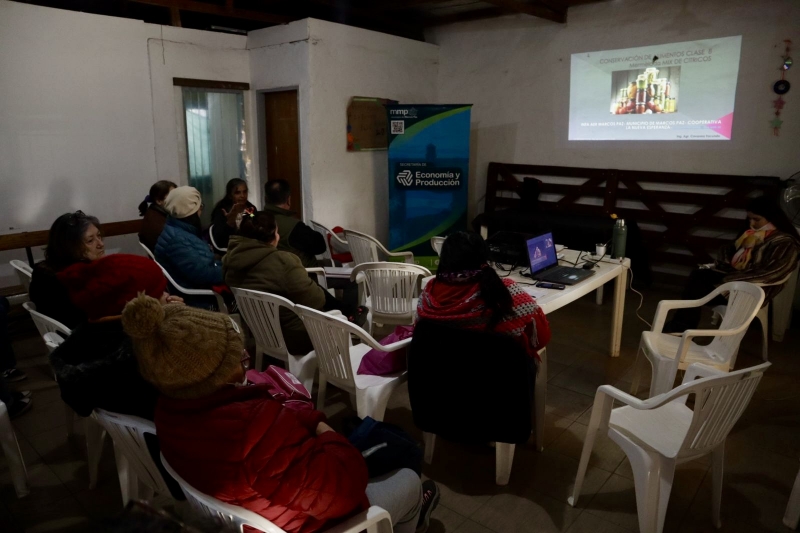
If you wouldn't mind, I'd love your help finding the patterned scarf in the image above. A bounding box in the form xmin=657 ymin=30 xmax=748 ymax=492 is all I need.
xmin=417 ymin=276 xmax=546 ymax=361
xmin=731 ymin=223 xmax=776 ymax=271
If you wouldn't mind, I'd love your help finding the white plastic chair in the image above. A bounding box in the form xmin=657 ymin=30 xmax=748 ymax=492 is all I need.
xmin=630 ymin=282 xmax=764 ymax=398
xmin=139 ymin=242 xmax=156 ymax=260
xmin=343 ymin=229 xmax=414 ymax=266
xmin=22 ymin=301 xmax=72 ymax=338
xmin=209 ymin=225 xmax=228 ymax=253
xmin=294 ymin=305 xmax=409 ymax=421
xmin=153 ymin=259 xmax=228 ymax=315
xmin=351 ymin=262 xmax=431 ymax=328
xmin=711 ymin=271 xmax=793 ymax=362
xmin=430 ymin=236 xmax=446 ymax=257
xmin=160 ymin=453 xmax=393 ymax=533
xmin=310 ymin=220 xmax=352 ymax=267
xmin=785 ymin=465 xmax=800 ymax=529
xmin=42 ymin=332 xmax=105 ymax=488
xmin=93 ymin=410 xmax=174 ymax=506
xmin=10 ymin=260 xmax=33 ymax=293
xmin=0 ymin=400 xmax=29 ymax=498
xmin=231 ymin=288 xmax=317 ymax=391
xmin=570 ymin=362 xmax=770 ymax=533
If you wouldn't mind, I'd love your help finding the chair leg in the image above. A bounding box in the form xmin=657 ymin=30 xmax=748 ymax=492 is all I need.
xmin=356 ymin=385 xmax=394 ymax=422
xmin=495 ymin=443 xmax=515 ymax=486
xmin=711 ymin=443 xmax=725 ymax=529
xmin=534 ymin=348 xmax=547 ymax=452
xmin=648 ymin=356 xmax=677 ymax=399
xmin=113 ymin=444 xmax=137 ymax=506
xmin=568 ymin=422 xmax=599 ymax=507
xmin=316 ymin=375 xmax=327 ymax=411
xmin=630 ymin=349 xmax=647 ymax=396
xmin=423 ymin=433 xmax=435 ymax=464
xmin=784 ymin=464 xmax=800 ymax=529
xmin=288 ymin=353 xmax=318 ymax=395
xmin=757 ymin=307 xmax=769 ymax=362
xmin=0 ymin=404 xmax=29 ymax=498
xmin=85 ymin=418 xmax=106 ymax=490
xmin=612 ymin=432 xmax=676 ymax=533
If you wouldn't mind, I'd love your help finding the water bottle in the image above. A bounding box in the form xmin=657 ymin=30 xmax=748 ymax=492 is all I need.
xmin=612 ymin=219 xmax=628 ymax=259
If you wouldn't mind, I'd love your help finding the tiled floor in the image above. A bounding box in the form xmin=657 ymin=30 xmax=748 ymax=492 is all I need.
xmin=1 ymin=284 xmax=798 ymax=532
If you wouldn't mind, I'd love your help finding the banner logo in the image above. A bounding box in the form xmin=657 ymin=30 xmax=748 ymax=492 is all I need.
xmin=396 ymin=170 xmax=414 ymax=186
xmin=389 ymin=107 xmax=418 ymax=118
xmin=395 ymin=168 xmax=462 ymax=189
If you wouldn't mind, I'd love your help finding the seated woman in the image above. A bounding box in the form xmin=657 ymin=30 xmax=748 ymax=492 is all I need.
xmin=155 ymin=186 xmax=223 ymax=292
xmin=223 ymin=211 xmax=365 ymax=355
xmin=138 ymin=180 xmax=177 ymax=252
xmin=122 ymin=294 xmax=437 ymax=533
xmin=209 ymin=178 xmax=256 ymax=252
xmin=667 ymin=195 xmax=800 ymax=331
xmin=29 ymin=211 xmax=105 ymax=329
xmin=417 ymin=232 xmax=551 ymax=361
xmin=51 ymin=254 xmax=183 ymax=419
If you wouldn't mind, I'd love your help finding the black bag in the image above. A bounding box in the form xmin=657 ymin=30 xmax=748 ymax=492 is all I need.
xmin=346 ymin=417 xmax=423 ymax=478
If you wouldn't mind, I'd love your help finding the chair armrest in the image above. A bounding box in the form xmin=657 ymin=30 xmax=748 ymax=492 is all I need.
xmin=329 ymin=232 xmax=348 ymax=246
xmin=306 ymin=268 xmax=328 ymax=290
xmin=681 ymin=363 xmax=726 ymax=384
xmin=379 ymin=337 xmax=413 ymax=352
xmin=323 ymin=507 xmax=392 ymax=533
xmin=651 ymin=294 xmax=723 ymax=333
xmin=386 ymin=251 xmax=415 ymax=264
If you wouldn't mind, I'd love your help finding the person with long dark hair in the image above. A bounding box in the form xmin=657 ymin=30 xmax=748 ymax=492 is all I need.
xmin=416 ymin=232 xmax=550 ymax=361
xmin=666 ymin=195 xmax=800 ymax=332
xmin=223 ymin=211 xmax=366 ymax=354
xmin=29 ymin=210 xmax=105 ymax=329
xmin=155 ymin=186 xmax=223 ymax=292
xmin=138 ymin=180 xmax=177 ymax=252
xmin=209 ymin=178 xmax=256 ymax=252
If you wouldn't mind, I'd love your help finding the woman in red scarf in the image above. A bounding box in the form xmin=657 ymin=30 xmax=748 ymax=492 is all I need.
xmin=666 ymin=195 xmax=800 ymax=332
xmin=417 ymin=232 xmax=550 ymax=362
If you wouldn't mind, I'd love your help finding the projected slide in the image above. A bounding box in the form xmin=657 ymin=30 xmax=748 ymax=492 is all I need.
xmin=569 ymin=36 xmax=742 ymax=141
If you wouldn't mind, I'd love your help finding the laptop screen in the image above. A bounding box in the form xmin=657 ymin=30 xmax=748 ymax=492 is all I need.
xmin=526 ymin=232 xmax=557 ymax=274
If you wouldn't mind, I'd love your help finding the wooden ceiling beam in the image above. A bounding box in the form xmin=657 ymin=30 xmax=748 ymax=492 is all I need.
xmin=481 ymin=0 xmax=566 ymax=23
xmin=374 ymin=0 xmax=463 ymax=11
xmin=128 ymin=0 xmax=293 ymax=24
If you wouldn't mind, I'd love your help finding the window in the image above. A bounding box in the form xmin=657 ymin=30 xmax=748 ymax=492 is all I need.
xmin=181 ymin=87 xmax=247 ymax=226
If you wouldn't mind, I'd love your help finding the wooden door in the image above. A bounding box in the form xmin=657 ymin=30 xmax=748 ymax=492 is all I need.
xmin=264 ymin=90 xmax=302 ymax=218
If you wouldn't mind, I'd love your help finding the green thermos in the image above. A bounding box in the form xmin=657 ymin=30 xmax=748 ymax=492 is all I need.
xmin=612 ymin=219 xmax=627 ymax=259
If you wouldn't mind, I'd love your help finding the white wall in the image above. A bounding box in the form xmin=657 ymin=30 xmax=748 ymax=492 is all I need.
xmin=306 ymin=19 xmax=439 ymax=242
xmin=248 ymin=20 xmax=439 ymax=242
xmin=427 ymin=0 xmax=800 ymax=219
xmin=0 ymin=1 xmax=250 ymax=285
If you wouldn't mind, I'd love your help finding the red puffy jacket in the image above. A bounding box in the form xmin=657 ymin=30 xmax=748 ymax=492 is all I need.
xmin=156 ymin=384 xmax=370 ymax=533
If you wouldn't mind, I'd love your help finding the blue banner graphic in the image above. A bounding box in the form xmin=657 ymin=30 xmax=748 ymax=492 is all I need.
xmin=387 ymin=104 xmax=472 ymax=270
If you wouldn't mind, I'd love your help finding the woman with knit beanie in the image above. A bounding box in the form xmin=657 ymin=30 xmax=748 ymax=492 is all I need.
xmin=155 ymin=186 xmax=224 ymax=296
xmin=123 ymin=295 xmax=436 ymax=533
xmin=51 ymin=254 xmax=183 ymax=419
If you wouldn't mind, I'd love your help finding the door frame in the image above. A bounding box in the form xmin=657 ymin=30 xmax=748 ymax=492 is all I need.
xmin=257 ymin=87 xmax=308 ymax=221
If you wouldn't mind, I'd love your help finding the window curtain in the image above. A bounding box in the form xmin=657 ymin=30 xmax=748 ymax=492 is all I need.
xmin=182 ymin=88 xmax=246 ymax=226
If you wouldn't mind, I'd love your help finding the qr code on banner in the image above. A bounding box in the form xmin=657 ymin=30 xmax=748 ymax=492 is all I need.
xmin=391 ymin=120 xmax=405 ymax=134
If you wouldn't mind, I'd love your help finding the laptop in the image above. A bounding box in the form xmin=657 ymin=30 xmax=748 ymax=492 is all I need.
xmin=526 ymin=232 xmax=595 ymax=285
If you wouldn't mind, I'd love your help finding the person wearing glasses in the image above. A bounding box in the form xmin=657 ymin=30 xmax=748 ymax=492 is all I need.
xmin=29 ymin=210 xmax=106 ymax=331
xmin=155 ymin=186 xmax=224 ymax=304
xmin=122 ymin=294 xmax=436 ymax=533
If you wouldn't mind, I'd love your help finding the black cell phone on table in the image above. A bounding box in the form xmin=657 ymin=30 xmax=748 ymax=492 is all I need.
xmin=537 ymin=282 xmax=565 ymax=290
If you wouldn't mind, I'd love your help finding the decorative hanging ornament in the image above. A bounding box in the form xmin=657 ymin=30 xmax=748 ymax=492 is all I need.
xmin=771 ymin=39 xmax=792 ymax=136
xmin=774 ymin=80 xmax=791 ymax=95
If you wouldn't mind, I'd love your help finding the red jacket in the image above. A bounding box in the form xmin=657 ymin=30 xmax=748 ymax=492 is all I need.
xmin=155 ymin=384 xmax=370 ymax=533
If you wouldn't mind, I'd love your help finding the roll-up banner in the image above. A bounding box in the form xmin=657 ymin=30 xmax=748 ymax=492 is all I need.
xmin=387 ymin=104 xmax=472 ymax=271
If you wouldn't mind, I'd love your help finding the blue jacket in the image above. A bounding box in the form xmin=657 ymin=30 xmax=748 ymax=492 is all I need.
xmin=155 ymin=217 xmax=223 ymax=289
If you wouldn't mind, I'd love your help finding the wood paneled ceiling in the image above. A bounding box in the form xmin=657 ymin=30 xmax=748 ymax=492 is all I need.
xmin=13 ymin=0 xmax=608 ymax=40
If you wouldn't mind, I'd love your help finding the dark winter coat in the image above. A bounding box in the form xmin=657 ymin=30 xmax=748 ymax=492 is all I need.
xmin=155 ymin=217 xmax=223 ymax=289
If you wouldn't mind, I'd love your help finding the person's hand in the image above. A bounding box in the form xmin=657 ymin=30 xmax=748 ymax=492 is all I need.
xmin=165 ymin=295 xmax=184 ymax=305
xmin=315 ymin=422 xmax=335 ymax=435
xmin=222 ymin=203 xmax=246 ymax=227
